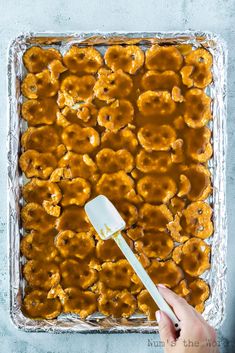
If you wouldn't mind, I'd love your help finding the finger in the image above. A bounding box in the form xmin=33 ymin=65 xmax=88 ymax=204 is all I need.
xmin=156 ymin=310 xmax=177 ymax=346
xmin=157 ymin=285 xmax=196 ymax=322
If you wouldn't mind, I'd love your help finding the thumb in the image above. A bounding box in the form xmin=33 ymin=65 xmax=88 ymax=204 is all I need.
xmin=156 ymin=311 xmax=176 ymax=347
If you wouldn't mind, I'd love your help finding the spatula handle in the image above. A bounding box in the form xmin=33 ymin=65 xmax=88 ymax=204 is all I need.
xmin=113 ymin=231 xmax=180 ymax=330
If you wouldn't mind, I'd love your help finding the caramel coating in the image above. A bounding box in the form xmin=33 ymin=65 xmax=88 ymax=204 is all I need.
xmin=98 ymin=99 xmax=134 ymax=132
xmin=104 ymin=45 xmax=144 ymax=74
xmin=135 ymin=231 xmax=174 ymax=259
xmin=19 ymin=150 xmax=57 ymax=179
xmin=60 ymin=75 xmax=95 ymax=102
xmin=23 ymin=46 xmax=62 ymax=73
xmin=145 ymin=45 xmax=183 ymax=71
xmin=23 ymin=259 xmax=60 ymax=290
xmin=187 ymin=279 xmax=210 ymax=313
xmin=63 ymin=287 xmax=97 ymax=318
xmin=183 ymin=201 xmax=213 ymax=239
xmin=96 ymin=148 xmax=134 ymax=173
xmin=60 ymin=259 xmax=98 ymax=289
xmin=139 ymin=203 xmax=173 ymax=231
xmin=56 ymin=205 xmax=91 ymax=232
xmin=136 ymin=150 xmax=171 ymax=173
xmin=98 ymin=289 xmax=136 ymax=318
xmin=58 ymin=152 xmax=97 ymax=179
xmin=21 ymin=126 xmax=60 ymax=153
xmin=101 ymin=128 xmax=138 ymax=153
xmin=23 ymin=290 xmax=61 ymax=319
xmin=21 ymin=70 xmax=59 ymax=99
xmin=137 ymin=289 xmax=158 ymax=320
xmin=137 ymin=175 xmax=177 ymax=204
xmin=23 ymin=178 xmax=62 ymax=205
xmin=94 ymin=69 xmax=133 ymax=101
xmin=61 ymin=124 xmax=100 ymax=153
xmin=21 ymin=98 xmax=58 ymax=126
xmin=172 ymin=238 xmax=211 ymax=276
xmin=63 ymin=46 xmax=103 ymax=74
xmin=99 ymin=260 xmax=134 ymax=289
xmin=21 ymin=203 xmax=55 ymax=231
xmin=137 ymin=90 xmax=176 ymax=116
xmin=148 ymin=260 xmax=183 ymax=288
xmin=59 ymin=178 xmax=91 ymax=206
xmin=141 ymin=70 xmax=180 ymax=91
xmin=96 ymin=171 xmax=134 ymax=201
xmin=20 ymin=229 xmax=58 ymax=261
xmin=55 ymin=231 xmax=95 ymax=259
xmin=184 ymin=89 xmax=212 ymax=128
xmin=138 ymin=124 xmax=176 ymax=152
xmin=20 ymin=43 xmax=214 ymax=321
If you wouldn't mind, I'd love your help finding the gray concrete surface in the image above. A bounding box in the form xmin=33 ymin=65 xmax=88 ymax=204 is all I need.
xmin=0 ymin=0 xmax=234 ymax=352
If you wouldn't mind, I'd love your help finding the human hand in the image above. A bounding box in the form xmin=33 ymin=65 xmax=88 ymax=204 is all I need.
xmin=156 ymin=285 xmax=219 ymax=353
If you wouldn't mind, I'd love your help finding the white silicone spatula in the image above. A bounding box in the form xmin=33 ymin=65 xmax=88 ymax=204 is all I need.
xmin=85 ymin=195 xmax=180 ymax=330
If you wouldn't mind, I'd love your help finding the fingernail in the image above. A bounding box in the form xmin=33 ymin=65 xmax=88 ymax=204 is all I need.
xmin=158 ymin=283 xmax=166 ymax=288
xmin=156 ymin=311 xmax=161 ymax=323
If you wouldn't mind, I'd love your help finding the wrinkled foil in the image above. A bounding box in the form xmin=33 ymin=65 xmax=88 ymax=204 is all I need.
xmin=7 ymin=31 xmax=227 ymax=333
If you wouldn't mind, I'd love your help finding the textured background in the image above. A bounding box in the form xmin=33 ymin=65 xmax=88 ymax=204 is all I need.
xmin=0 ymin=0 xmax=235 ymax=352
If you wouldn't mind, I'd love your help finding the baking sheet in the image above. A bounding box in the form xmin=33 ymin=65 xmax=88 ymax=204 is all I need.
xmin=7 ymin=31 xmax=227 ymax=333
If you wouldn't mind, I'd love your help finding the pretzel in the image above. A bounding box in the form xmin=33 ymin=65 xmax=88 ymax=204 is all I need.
xmin=60 ymin=259 xmax=98 ymax=289
xmin=63 ymin=45 xmax=103 ymax=74
xmin=137 ymin=175 xmax=177 ymax=203
xmin=181 ymin=48 xmax=213 ymax=88
xmin=126 ymin=226 xmax=144 ymax=241
xmin=136 ymin=150 xmax=171 ymax=173
xmin=115 ymin=201 xmax=138 ymax=228
xmin=187 ymin=279 xmax=210 ymax=313
xmin=183 ymin=88 xmax=212 ymax=128
xmin=60 ymin=75 xmax=95 ymax=102
xmin=23 ymin=46 xmax=62 ymax=73
xmin=184 ymin=126 xmax=212 ymax=163
xmin=63 ymin=287 xmax=97 ymax=318
xmin=99 ymin=260 xmax=134 ymax=289
xmin=56 ymin=205 xmax=92 ymax=232
xmin=22 ymin=290 xmax=61 ymax=319
xmin=148 ymin=259 xmax=184 ymax=288
xmin=19 ymin=150 xmax=57 ymax=179
xmin=167 ymin=213 xmax=190 ymax=243
xmin=59 ymin=178 xmax=91 ymax=206
xmin=21 ymin=203 xmax=55 ymax=232
xmin=98 ymin=288 xmax=136 ymax=318
xmin=139 ymin=203 xmax=173 ymax=231
xmin=21 ymin=70 xmax=59 ymax=99
xmin=61 ymin=124 xmax=100 ymax=154
xmin=94 ymin=69 xmax=133 ymax=101
xmin=183 ymin=164 xmax=212 ymax=201
xmin=182 ymin=201 xmax=213 ymax=239
xmin=137 ymin=90 xmax=176 ymax=116
xmin=137 ymin=124 xmax=176 ymax=152
xmin=145 ymin=45 xmax=183 ymax=71
xmin=21 ymin=126 xmax=60 ymax=153
xmin=20 ymin=229 xmax=58 ymax=261
xmin=172 ymin=238 xmax=211 ymax=276
xmin=22 ymin=178 xmax=62 ymax=205
xmin=173 ymin=279 xmax=190 ymax=298
xmin=101 ymin=127 xmax=138 ymax=153
xmin=21 ymin=98 xmax=58 ymax=126
xmin=141 ymin=70 xmax=181 ymax=91
xmin=58 ymin=152 xmax=97 ymax=179
xmin=104 ymin=45 xmax=144 ymax=74
xmin=135 ymin=230 xmax=174 ymax=260
xmin=23 ymin=259 xmax=60 ymax=290
xmin=137 ymin=289 xmax=158 ymax=320
xmin=98 ymin=99 xmax=134 ymax=132
xmin=96 ymin=148 xmax=134 ymax=173
xmin=96 ymin=171 xmax=134 ymax=201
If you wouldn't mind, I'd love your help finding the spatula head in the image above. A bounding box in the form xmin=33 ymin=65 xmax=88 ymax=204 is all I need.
xmin=85 ymin=195 xmax=126 ymax=240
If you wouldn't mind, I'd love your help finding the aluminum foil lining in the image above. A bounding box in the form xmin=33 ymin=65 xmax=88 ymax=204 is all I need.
xmin=7 ymin=31 xmax=227 ymax=333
